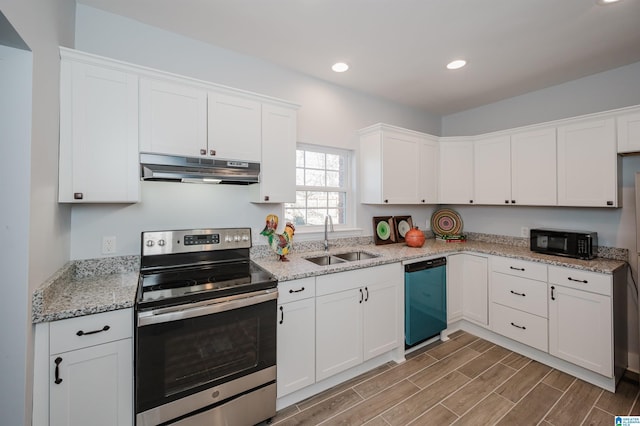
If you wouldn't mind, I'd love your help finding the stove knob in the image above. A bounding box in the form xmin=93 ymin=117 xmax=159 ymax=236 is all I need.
xmin=158 ymin=239 xmax=166 ymax=247
xmin=146 ymin=240 xmax=155 ymax=247
xmin=225 ymin=235 xmax=232 ymax=243
xmin=234 ymin=235 xmax=240 ymax=242
xmin=242 ymin=234 xmax=250 ymax=241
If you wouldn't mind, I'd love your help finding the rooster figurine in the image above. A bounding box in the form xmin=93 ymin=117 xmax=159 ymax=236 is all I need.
xmin=260 ymin=214 xmax=295 ymax=261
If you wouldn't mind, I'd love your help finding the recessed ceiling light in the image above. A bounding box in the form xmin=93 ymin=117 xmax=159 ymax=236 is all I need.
xmin=332 ymin=62 xmax=349 ymax=73
xmin=446 ymin=60 xmax=467 ymax=70
xmin=596 ymin=0 xmax=621 ymax=4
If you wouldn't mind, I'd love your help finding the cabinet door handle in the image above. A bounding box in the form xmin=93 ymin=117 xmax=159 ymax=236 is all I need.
xmin=73 ymin=192 xmax=83 ymax=200
xmin=510 ymin=322 xmax=526 ymax=330
xmin=76 ymin=325 xmax=110 ymax=337
xmin=54 ymin=357 xmax=63 ymax=385
xmin=509 ymin=266 xmax=525 ymax=271
xmin=511 ymin=200 xmax=516 ymax=204
xmin=210 ymin=149 xmax=216 ymax=156
xmin=550 ymin=285 xmax=555 ymax=301
xmin=505 ymin=200 xmax=509 ymax=204
xmin=567 ymin=277 xmax=588 ymax=284
xmin=421 ymin=199 xmax=425 ymax=203
xmin=279 ymin=306 xmax=284 ymax=324
xmin=469 ymin=200 xmax=474 ymax=204
xmin=359 ymin=288 xmax=363 ymax=304
xmin=364 ymin=287 xmax=369 ymax=302
xmin=510 ymin=290 xmax=526 ymax=297
xmin=200 ymin=149 xmax=206 ymax=155
xmin=289 ymin=287 xmax=305 ymax=294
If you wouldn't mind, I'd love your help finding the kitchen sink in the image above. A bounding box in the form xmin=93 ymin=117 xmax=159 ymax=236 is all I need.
xmin=304 ymin=255 xmax=347 ymax=266
xmin=334 ymin=251 xmax=379 ymax=261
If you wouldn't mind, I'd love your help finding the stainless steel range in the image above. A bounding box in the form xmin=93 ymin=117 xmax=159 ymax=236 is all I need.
xmin=135 ymin=228 xmax=278 ymax=426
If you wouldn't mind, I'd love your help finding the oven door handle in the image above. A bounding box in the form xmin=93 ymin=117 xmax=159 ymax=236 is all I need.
xmin=137 ymin=288 xmax=278 ymax=326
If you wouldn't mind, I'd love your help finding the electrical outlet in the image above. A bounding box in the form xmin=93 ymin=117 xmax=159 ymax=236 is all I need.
xmin=521 ymin=227 xmax=530 ymax=238
xmin=102 ymin=236 xmax=116 ymax=254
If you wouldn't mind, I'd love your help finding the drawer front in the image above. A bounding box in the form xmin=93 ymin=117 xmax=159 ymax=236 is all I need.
xmin=491 ymin=256 xmax=547 ymax=281
xmin=491 ymin=272 xmax=548 ymax=318
xmin=278 ymin=277 xmax=316 ymax=304
xmin=50 ymin=308 xmax=133 ymax=354
xmin=491 ymin=303 xmax=548 ymax=352
xmin=548 ymin=266 xmax=611 ymax=296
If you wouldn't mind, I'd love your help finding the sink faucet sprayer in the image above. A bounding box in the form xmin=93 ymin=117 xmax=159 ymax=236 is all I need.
xmin=324 ymin=215 xmax=334 ymax=251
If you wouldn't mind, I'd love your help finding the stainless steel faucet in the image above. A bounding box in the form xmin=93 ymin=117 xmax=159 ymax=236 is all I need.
xmin=324 ymin=215 xmax=334 ymax=251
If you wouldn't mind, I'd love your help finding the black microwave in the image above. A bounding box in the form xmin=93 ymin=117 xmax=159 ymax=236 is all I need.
xmin=530 ymin=228 xmax=597 ymax=260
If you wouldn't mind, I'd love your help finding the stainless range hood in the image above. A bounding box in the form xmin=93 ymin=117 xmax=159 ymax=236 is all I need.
xmin=140 ymin=153 xmax=260 ymax=184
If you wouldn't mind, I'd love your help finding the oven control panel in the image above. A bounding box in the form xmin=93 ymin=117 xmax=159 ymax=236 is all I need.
xmin=142 ymin=228 xmax=252 ymax=255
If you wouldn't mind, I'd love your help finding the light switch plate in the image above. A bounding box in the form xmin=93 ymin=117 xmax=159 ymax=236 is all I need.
xmin=521 ymin=227 xmax=530 ymax=238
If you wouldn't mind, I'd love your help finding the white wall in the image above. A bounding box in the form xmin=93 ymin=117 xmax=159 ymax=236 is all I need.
xmin=71 ymin=5 xmax=440 ymax=259
xmin=0 ymin=42 xmax=32 ymax=426
xmin=441 ymin=63 xmax=640 ymax=372
xmin=0 ymin=1 xmax=75 ymax=424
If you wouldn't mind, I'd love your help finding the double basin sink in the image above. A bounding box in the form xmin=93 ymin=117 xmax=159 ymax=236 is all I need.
xmin=305 ymin=251 xmax=379 ymax=266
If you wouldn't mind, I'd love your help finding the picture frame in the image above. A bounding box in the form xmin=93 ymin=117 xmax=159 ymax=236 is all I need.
xmin=372 ymin=216 xmax=396 ymax=245
xmin=393 ymin=216 xmax=413 ymax=242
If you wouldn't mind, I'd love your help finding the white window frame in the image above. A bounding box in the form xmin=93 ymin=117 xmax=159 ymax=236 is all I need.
xmin=284 ymin=143 xmax=355 ymax=234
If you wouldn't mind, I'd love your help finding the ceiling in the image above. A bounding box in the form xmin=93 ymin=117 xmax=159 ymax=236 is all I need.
xmin=77 ymin=0 xmax=640 ymax=115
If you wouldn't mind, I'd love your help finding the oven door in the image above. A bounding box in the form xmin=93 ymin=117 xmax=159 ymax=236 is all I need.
xmin=135 ymin=289 xmax=277 ymax=425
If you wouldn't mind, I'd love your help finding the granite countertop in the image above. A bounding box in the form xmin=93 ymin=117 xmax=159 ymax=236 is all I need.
xmin=253 ymin=239 xmax=628 ymax=282
xmin=33 ymin=236 xmax=627 ymax=324
xmin=32 ymin=256 xmax=139 ymax=324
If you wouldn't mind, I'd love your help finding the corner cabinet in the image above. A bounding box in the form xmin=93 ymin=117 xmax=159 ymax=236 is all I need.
xmin=58 ymin=48 xmax=140 ymax=203
xmin=34 ymin=309 xmax=134 ymax=426
xmin=557 ymin=118 xmax=620 ymax=207
xmin=359 ymin=124 xmax=438 ymax=204
xmin=446 ymin=253 xmax=488 ymax=326
xmin=250 ymin=103 xmax=298 ymax=203
xmin=438 ymin=138 xmax=475 ymax=204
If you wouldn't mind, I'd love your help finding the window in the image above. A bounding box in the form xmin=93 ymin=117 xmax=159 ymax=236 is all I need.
xmin=284 ymin=144 xmax=351 ymax=228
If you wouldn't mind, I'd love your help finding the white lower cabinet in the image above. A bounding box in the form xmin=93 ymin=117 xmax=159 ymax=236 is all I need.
xmin=548 ymin=266 xmax=614 ymax=377
xmin=315 ymin=264 xmax=401 ymax=382
xmin=447 ymin=253 xmax=488 ymax=325
xmin=45 ymin=309 xmax=134 ymax=426
xmin=277 ymin=278 xmax=316 ymax=398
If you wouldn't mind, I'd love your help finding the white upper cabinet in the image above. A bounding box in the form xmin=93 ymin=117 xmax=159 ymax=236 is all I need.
xmin=510 ymin=127 xmax=557 ymax=206
xmin=250 ymin=103 xmax=298 ymax=203
xmin=58 ymin=50 xmax=140 ymax=203
xmin=557 ymin=118 xmax=619 ymax=207
xmin=139 ymin=78 xmax=208 ymax=157
xmin=208 ymin=92 xmax=261 ymax=161
xmin=359 ymin=124 xmax=436 ymax=204
xmin=438 ymin=138 xmax=474 ymax=204
xmin=418 ymin=136 xmax=440 ymax=204
xmin=474 ymin=135 xmax=511 ymax=205
xmin=617 ymin=110 xmax=640 ymax=154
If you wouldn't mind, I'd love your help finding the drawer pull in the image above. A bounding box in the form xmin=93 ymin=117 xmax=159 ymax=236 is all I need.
xmin=551 ymin=286 xmax=555 ymax=301
xmin=279 ymin=306 xmax=284 ymax=324
xmin=289 ymin=287 xmax=305 ymax=294
xmin=510 ymin=290 xmax=526 ymax=297
xmin=567 ymin=277 xmax=588 ymax=284
xmin=510 ymin=322 xmax=526 ymax=330
xmin=54 ymin=357 xmax=63 ymax=385
xmin=509 ymin=266 xmax=525 ymax=271
xmin=76 ymin=325 xmax=110 ymax=337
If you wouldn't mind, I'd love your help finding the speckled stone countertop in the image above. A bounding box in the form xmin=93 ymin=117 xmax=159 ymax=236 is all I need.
xmin=33 ymin=234 xmax=627 ymax=323
xmin=32 ymin=256 xmax=139 ymax=323
xmin=253 ymin=237 xmax=628 ymax=283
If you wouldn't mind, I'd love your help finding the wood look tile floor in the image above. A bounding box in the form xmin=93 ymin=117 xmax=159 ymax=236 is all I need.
xmin=271 ymin=331 xmax=640 ymax=426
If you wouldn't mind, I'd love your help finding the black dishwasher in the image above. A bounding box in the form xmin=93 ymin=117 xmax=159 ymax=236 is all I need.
xmin=404 ymin=257 xmax=447 ymax=346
